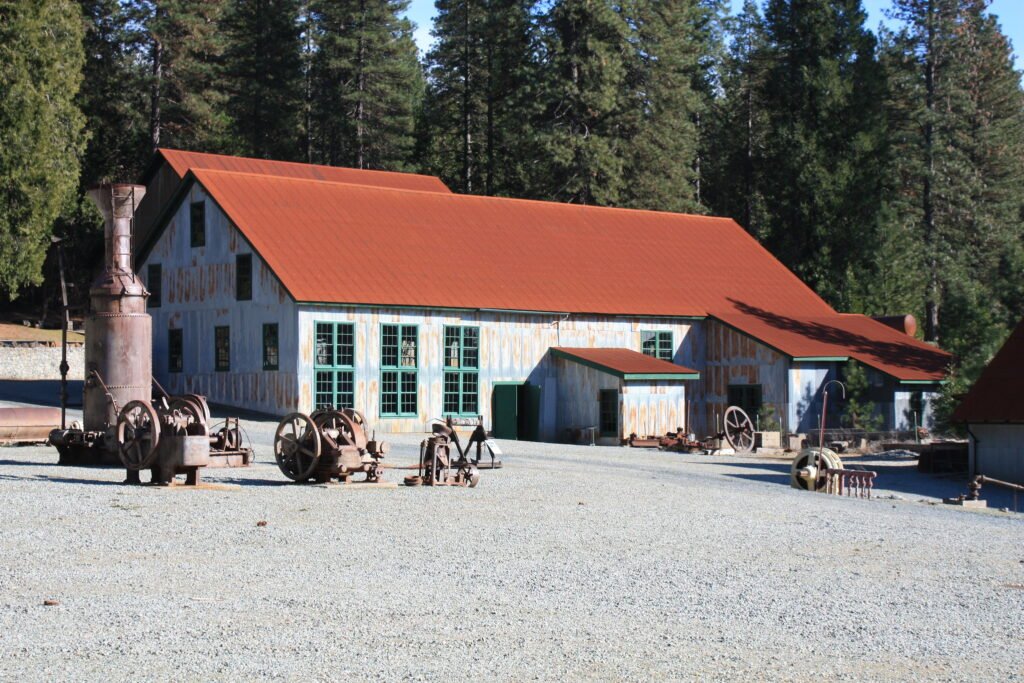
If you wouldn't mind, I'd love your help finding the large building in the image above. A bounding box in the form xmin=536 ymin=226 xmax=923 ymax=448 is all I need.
xmin=952 ymin=320 xmax=1024 ymax=484
xmin=133 ymin=149 xmax=950 ymax=442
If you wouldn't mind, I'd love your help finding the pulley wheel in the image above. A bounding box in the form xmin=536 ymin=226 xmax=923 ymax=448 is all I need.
xmin=312 ymin=410 xmax=358 ymax=451
xmin=274 ymin=412 xmax=322 ymax=482
xmin=459 ymin=463 xmax=480 ymax=488
xmin=723 ymin=406 xmax=755 ymax=453
xmin=168 ymin=397 xmax=204 ymax=426
xmin=116 ymin=400 xmax=161 ymax=471
xmin=790 ymin=447 xmax=844 ymax=491
xmin=183 ymin=394 xmax=212 ymax=425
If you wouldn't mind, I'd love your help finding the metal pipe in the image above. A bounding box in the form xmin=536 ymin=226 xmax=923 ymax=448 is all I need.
xmin=52 ymin=236 xmax=69 ymax=430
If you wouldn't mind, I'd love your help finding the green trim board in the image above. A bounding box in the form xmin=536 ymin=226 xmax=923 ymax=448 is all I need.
xmin=550 ymin=348 xmax=699 ymax=381
xmin=793 ymin=356 xmax=849 ymax=362
xmin=899 ymin=379 xmax=948 ymax=386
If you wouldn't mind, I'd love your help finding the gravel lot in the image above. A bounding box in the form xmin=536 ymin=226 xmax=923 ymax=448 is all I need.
xmin=0 ymin=406 xmax=1022 ymax=682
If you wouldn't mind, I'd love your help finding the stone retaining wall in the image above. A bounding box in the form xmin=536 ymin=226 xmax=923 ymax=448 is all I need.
xmin=0 ymin=343 xmax=85 ymax=380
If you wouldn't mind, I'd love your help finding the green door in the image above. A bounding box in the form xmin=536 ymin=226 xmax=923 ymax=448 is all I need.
xmin=492 ymin=384 xmax=518 ymax=439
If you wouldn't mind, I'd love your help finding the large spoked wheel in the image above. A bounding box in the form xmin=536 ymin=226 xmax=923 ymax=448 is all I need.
xmin=313 ymin=410 xmax=357 ymax=451
xmin=274 ymin=412 xmax=322 ymax=481
xmin=168 ymin=397 xmax=205 ymax=426
xmin=723 ymin=406 xmax=755 ymax=453
xmin=458 ymin=463 xmax=480 ymax=488
xmin=117 ymin=400 xmax=162 ymax=470
xmin=183 ymin=394 xmax=212 ymax=425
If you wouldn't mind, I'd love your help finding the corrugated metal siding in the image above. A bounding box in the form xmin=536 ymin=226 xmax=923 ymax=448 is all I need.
xmin=140 ymin=185 xmax=299 ymax=415
xmin=622 ymin=381 xmax=687 ymax=437
xmin=296 ymin=306 xmax=698 ymax=438
xmin=971 ymin=424 xmax=1024 ymax=485
xmin=553 ymin=355 xmax=621 ymax=444
xmin=700 ymin=320 xmax=788 ymax=434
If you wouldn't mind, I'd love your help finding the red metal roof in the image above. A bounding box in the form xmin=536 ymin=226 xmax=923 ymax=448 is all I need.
xmin=552 ymin=348 xmax=699 ymax=378
xmin=176 ymin=165 xmax=949 ymax=383
xmin=952 ymin=320 xmax=1024 ymax=423
xmin=712 ymin=308 xmax=951 ymax=382
xmin=190 ymin=168 xmax=835 ymax=317
xmin=157 ymin=148 xmax=452 ymax=194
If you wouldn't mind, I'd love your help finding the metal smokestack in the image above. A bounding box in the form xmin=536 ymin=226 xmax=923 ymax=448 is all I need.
xmin=82 ymin=184 xmax=152 ymax=443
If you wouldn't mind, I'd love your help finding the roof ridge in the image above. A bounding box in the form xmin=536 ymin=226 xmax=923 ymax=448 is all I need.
xmin=190 ymin=166 xmax=736 ymax=222
xmin=159 ymin=148 xmax=441 ymax=181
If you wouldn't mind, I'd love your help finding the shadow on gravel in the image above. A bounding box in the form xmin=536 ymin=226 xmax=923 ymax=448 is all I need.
xmin=0 ymin=472 xmax=123 ymax=487
xmin=206 ymin=476 xmax=288 ymax=487
xmin=728 ymin=473 xmax=791 ymax=486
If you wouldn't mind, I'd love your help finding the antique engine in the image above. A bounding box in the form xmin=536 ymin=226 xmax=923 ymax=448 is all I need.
xmin=272 ymin=408 xmax=389 ymax=484
xmin=49 ymin=184 xmax=253 ymax=484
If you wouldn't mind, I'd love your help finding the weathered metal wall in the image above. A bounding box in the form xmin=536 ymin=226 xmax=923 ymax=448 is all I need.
xmin=296 ymin=306 xmax=698 ymax=438
xmin=893 ymin=388 xmax=939 ymax=431
xmin=622 ymin=381 xmax=687 ymax=437
xmin=788 ymin=363 xmax=838 ymax=433
xmin=552 ymin=355 xmax=621 ymax=444
xmin=969 ymin=423 xmax=1024 ymax=485
xmin=699 ymin=320 xmax=789 ymax=434
xmin=140 ymin=185 xmax=299 ymax=415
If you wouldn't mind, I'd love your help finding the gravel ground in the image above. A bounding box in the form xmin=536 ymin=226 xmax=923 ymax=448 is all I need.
xmin=0 ymin=408 xmax=1022 ymax=682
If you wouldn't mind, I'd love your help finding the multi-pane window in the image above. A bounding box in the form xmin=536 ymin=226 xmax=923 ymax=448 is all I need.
xmin=236 ymin=254 xmax=252 ymax=301
xmin=381 ymin=324 xmax=417 ymax=416
xmin=190 ymin=201 xmax=206 ymax=247
xmin=443 ymin=326 xmax=479 ymax=416
xmin=314 ymin=322 xmax=354 ymax=409
xmin=214 ymin=326 xmax=230 ymax=371
xmin=641 ymin=330 xmax=673 ymax=361
xmin=147 ymin=263 xmax=161 ymax=308
xmin=263 ymin=323 xmax=279 ymax=371
xmin=168 ymin=328 xmax=183 ymax=373
xmin=599 ymin=389 xmax=619 ymax=437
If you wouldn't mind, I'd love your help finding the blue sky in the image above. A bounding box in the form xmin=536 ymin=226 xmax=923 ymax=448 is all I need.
xmin=403 ymin=0 xmax=1024 ymax=66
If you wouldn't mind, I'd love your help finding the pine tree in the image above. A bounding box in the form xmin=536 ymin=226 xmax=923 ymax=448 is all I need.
xmin=141 ymin=0 xmax=231 ymax=152
xmin=222 ymin=0 xmax=305 ymax=160
xmin=883 ymin=0 xmax=1024 ymax=372
xmin=308 ymin=0 xmax=421 ymax=170
xmin=422 ymin=0 xmax=540 ymax=196
xmin=619 ymin=0 xmax=707 ymax=214
xmin=538 ymin=0 xmax=630 ymax=205
xmin=702 ymin=0 xmax=771 ymax=236
xmin=0 ymin=0 xmax=87 ymax=297
xmin=758 ymin=0 xmax=886 ymax=308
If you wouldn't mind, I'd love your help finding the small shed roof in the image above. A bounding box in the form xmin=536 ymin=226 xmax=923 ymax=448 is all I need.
xmin=952 ymin=320 xmax=1024 ymax=423
xmin=551 ymin=348 xmax=699 ymax=380
xmin=713 ymin=308 xmax=951 ymax=382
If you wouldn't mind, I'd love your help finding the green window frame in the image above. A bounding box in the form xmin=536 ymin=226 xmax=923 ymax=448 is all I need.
xmin=599 ymin=389 xmax=619 ymax=437
xmin=641 ymin=330 xmax=673 ymax=361
xmin=263 ymin=323 xmax=279 ymax=371
xmin=381 ymin=323 xmax=418 ymax=417
xmin=214 ymin=326 xmax=230 ymax=372
xmin=236 ymin=253 xmax=252 ymax=301
xmin=147 ymin=263 xmax=161 ymax=308
xmin=168 ymin=328 xmax=183 ymax=373
xmin=443 ymin=326 xmax=479 ymax=416
xmin=190 ymin=201 xmax=206 ymax=247
xmin=314 ymin=322 xmax=354 ymax=409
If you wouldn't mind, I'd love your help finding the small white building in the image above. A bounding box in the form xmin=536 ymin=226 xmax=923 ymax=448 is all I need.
xmin=954 ymin=320 xmax=1024 ymax=484
xmin=132 ymin=149 xmax=951 ymax=440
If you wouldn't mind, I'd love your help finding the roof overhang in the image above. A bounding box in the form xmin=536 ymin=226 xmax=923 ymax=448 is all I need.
xmin=551 ymin=347 xmax=699 ymax=380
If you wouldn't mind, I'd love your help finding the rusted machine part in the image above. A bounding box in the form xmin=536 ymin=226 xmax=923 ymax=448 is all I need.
xmin=273 ymin=410 xmax=387 ymax=484
xmin=723 ymin=406 xmax=755 ymax=454
xmin=790 ymin=447 xmax=844 ymax=491
xmin=115 ymin=398 xmax=214 ymax=486
xmin=0 ymin=407 xmax=63 ymax=444
xmin=412 ymin=421 xmax=481 ymax=487
xmin=823 ymin=468 xmax=877 ymax=498
xmin=427 ymin=417 xmax=501 ymax=469
xmin=627 ymin=433 xmax=661 ymax=448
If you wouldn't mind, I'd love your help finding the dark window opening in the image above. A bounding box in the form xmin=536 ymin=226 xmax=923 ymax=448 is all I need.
xmin=190 ymin=201 xmax=206 ymax=247
xmin=599 ymin=389 xmax=619 ymax=437
xmin=727 ymin=384 xmax=763 ymax=418
xmin=168 ymin=328 xmax=182 ymax=373
xmin=147 ymin=263 xmax=161 ymax=308
xmin=215 ymin=326 xmax=230 ymax=371
xmin=236 ymin=253 xmax=252 ymax=301
xmin=263 ymin=323 xmax=279 ymax=371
